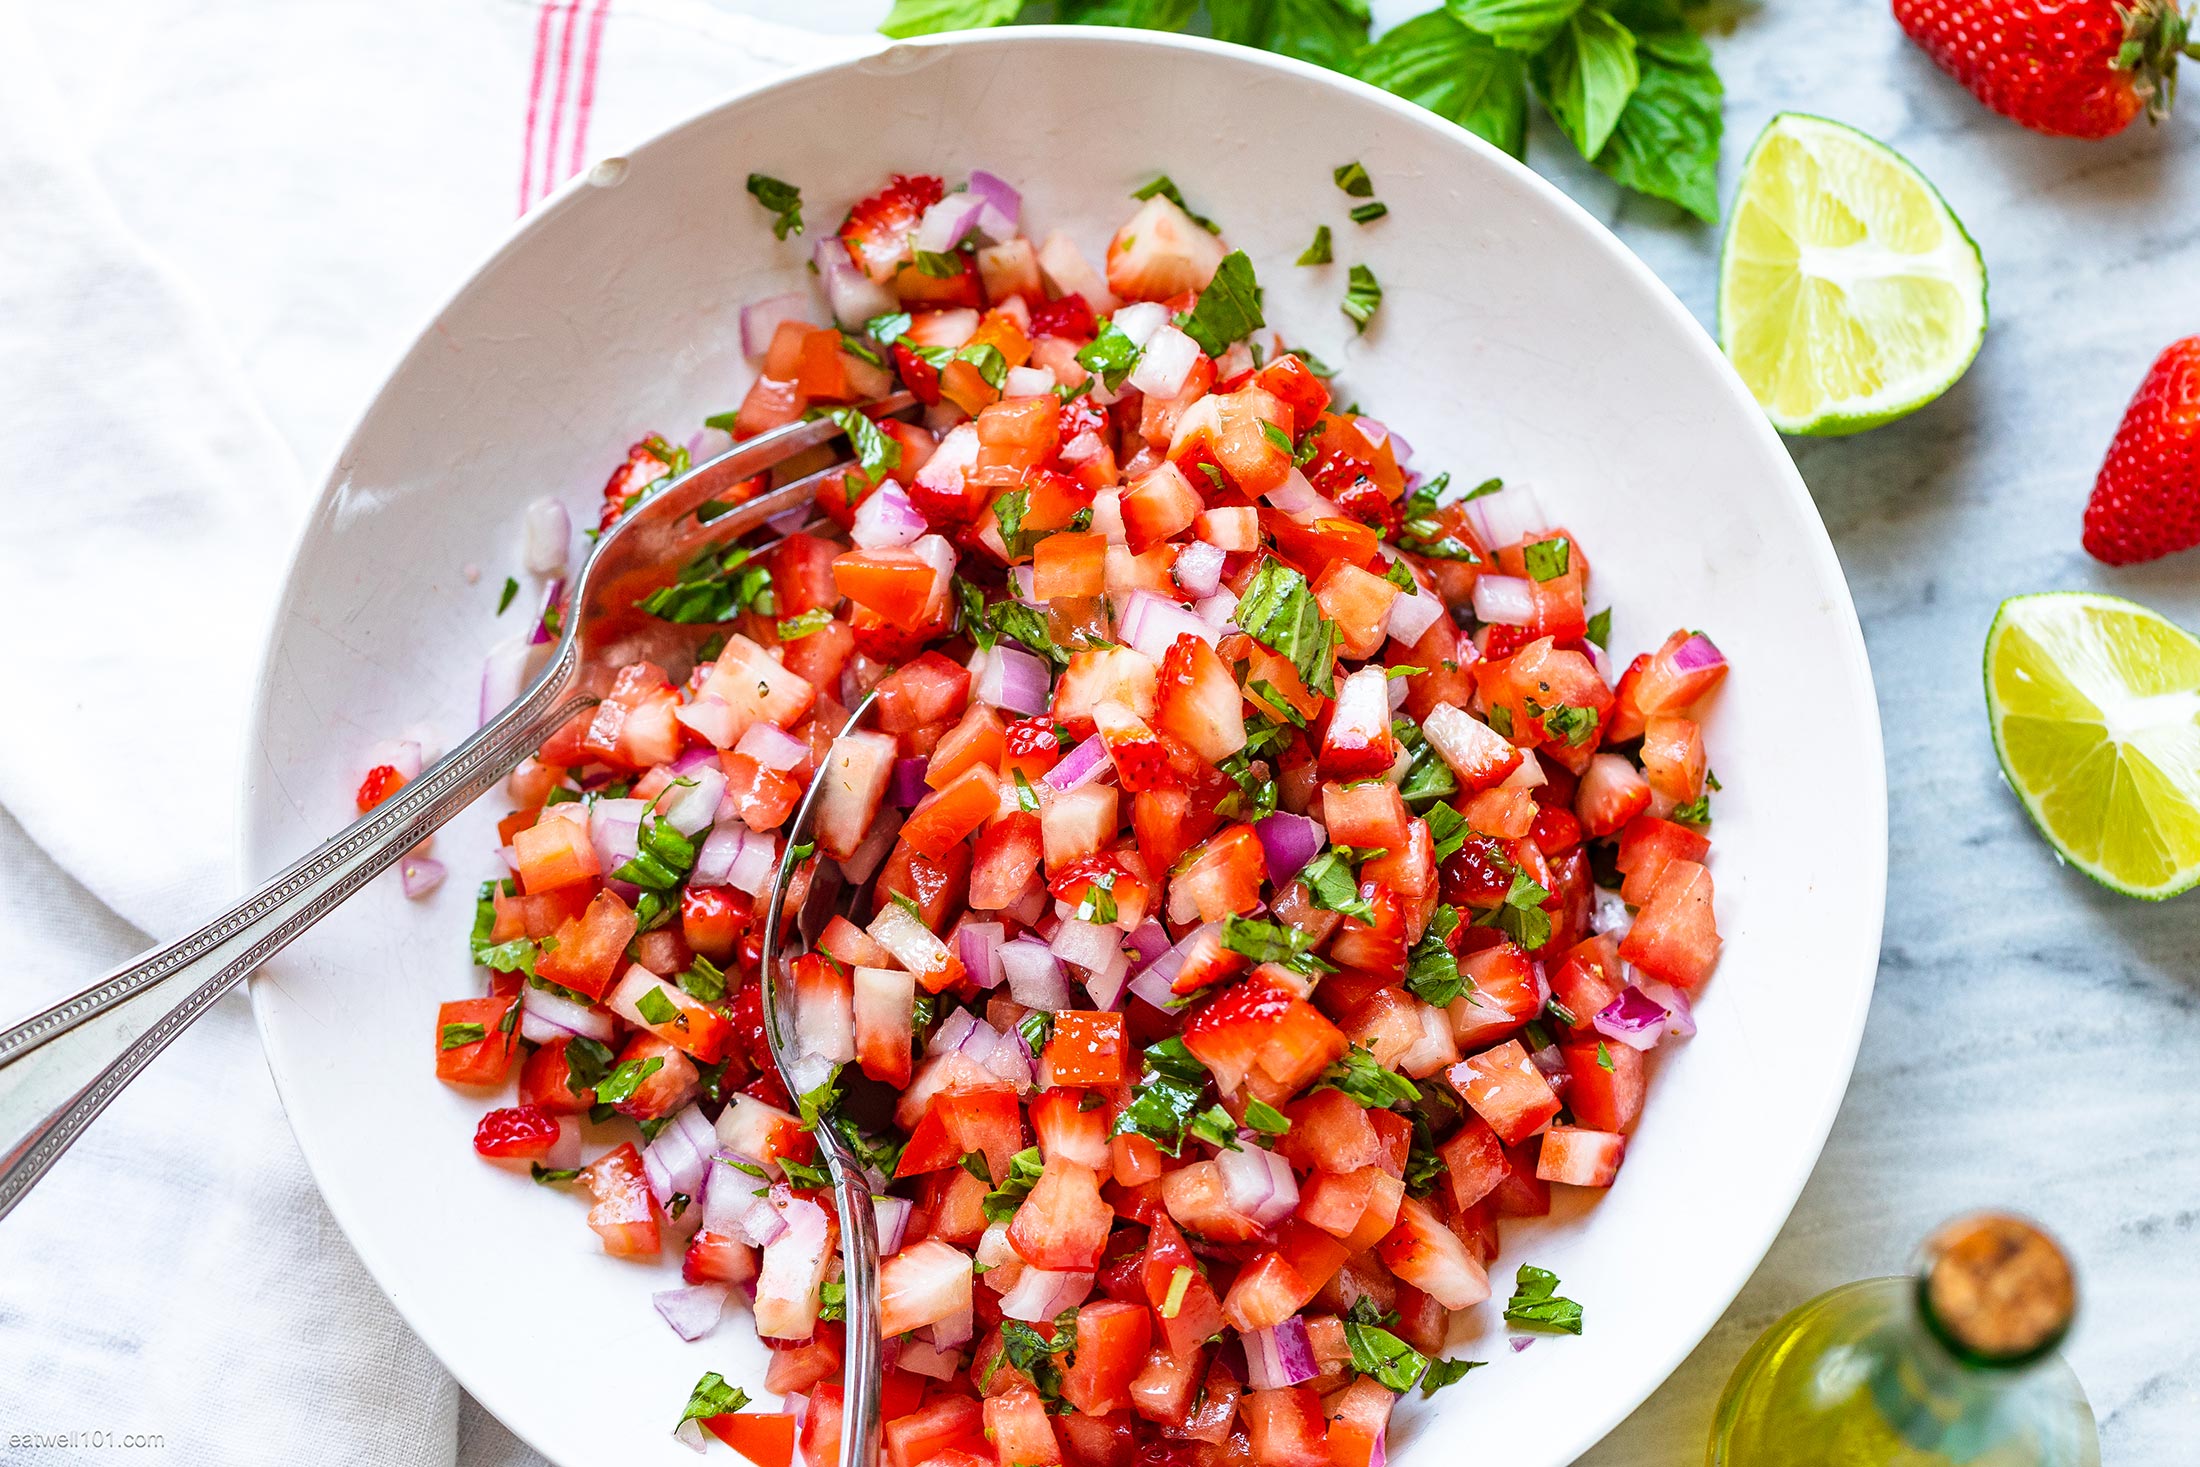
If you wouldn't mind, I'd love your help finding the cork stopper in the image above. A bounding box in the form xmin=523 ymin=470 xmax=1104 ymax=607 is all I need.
xmin=1915 ymin=1212 xmax=2077 ymax=1365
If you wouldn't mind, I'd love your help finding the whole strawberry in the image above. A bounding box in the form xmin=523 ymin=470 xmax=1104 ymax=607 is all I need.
xmin=2084 ymin=339 xmax=2200 ymax=565
xmin=1893 ymin=0 xmax=2197 ymax=139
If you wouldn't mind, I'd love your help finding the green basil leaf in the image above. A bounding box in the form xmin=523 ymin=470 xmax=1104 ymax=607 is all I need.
xmin=1357 ymin=12 xmax=1530 ymax=160
xmin=1210 ymin=0 xmax=1373 ymax=72
xmin=880 ymin=0 xmax=1020 ymax=38
xmin=1589 ymin=0 xmax=1723 ymax=222
xmin=1531 ymin=6 xmax=1641 ymax=160
xmin=1444 ymin=0 xmax=1586 ymax=51
xmin=1175 ymin=250 xmax=1266 ymax=357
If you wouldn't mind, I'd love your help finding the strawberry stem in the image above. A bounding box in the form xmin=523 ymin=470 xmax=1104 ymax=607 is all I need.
xmin=2120 ymin=0 xmax=2192 ymax=122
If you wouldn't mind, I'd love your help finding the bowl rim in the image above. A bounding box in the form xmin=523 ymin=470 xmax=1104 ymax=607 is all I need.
xmin=237 ymin=24 xmax=1888 ymax=1467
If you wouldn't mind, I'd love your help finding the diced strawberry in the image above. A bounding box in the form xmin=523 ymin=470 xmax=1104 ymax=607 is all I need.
xmin=841 ymin=173 xmax=946 ymax=282
xmin=1536 ymin=1126 xmax=1626 ymax=1187
xmin=1619 ymin=857 xmax=1719 ymax=987
xmin=472 ymin=1103 xmax=561 ymax=1159
xmin=1446 ymin=1039 xmax=1560 ymax=1146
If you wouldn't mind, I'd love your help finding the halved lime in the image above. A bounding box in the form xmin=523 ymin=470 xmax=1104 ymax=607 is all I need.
xmin=1986 ymin=593 xmax=2200 ymax=900
xmin=1719 ymin=113 xmax=1987 ymax=436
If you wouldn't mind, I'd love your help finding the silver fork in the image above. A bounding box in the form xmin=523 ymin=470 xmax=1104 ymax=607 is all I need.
xmin=0 ymin=392 xmax=914 ymax=1227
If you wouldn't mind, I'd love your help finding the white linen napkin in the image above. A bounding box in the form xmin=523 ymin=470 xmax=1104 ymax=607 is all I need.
xmin=0 ymin=3 xmax=865 ymax=1461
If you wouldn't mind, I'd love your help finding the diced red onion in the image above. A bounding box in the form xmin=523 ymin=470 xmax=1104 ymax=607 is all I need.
xmin=479 ymin=637 xmax=543 ymax=726
xmin=1129 ymin=921 xmax=1211 ymax=1008
xmin=927 ymin=1301 xmax=976 ymax=1350
xmin=688 ymin=425 xmax=734 ymax=463
xmin=668 ymin=745 xmax=718 ymax=777
xmin=589 ymin=798 xmax=646 ymax=873
xmin=663 ymin=764 xmax=727 ymax=838
xmin=1465 ymin=481 xmax=1548 ymax=550
xmin=899 ymin=1335 xmax=961 ymax=1381
xmin=1672 ymin=632 xmax=1726 ymax=673
xmin=1044 ymin=736 xmax=1111 ymax=793
xmin=1005 ymin=366 xmax=1055 ymax=398
xmin=654 ymin=1282 xmax=730 ymax=1342
xmin=1529 ymin=1044 xmax=1568 ymax=1094
xmin=675 ymin=1418 xmax=708 ymax=1455
xmin=1264 ymin=468 xmax=1340 ymax=520
xmin=1124 ymin=920 xmax=1171 ymax=971
xmin=1636 ymin=976 xmax=1697 ymax=1039
xmin=1003 ymin=937 xmax=1072 ymax=1011
xmin=875 ymin=1195 xmax=915 ymax=1256
xmin=726 ymin=828 xmax=780 ymax=896
xmin=691 ymin=820 xmax=742 ymax=887
xmin=839 ymin=808 xmax=903 ymax=885
xmin=521 ymin=983 xmax=616 ymax=1043
xmin=1121 ymin=590 xmax=1219 ymax=663
xmin=756 ymin=1195 xmax=833 ymax=1339
xmin=1194 ymin=590 xmax=1240 ymax=632
xmin=675 ymin=694 xmax=741 ymax=749
xmin=1110 ymin=301 xmax=1169 ymax=347
xmin=1009 ymin=565 xmax=1042 ymax=606
xmin=928 ymin=1006 xmax=982 ymax=1060
xmin=957 ymin=921 xmax=1006 ymax=990
xmin=915 ymin=194 xmax=989 ymax=255
xmin=741 ymin=291 xmax=821 ymax=360
xmin=1591 ymin=887 xmax=1631 ymax=937
xmin=852 ymin=481 xmax=929 ymax=550
xmin=1242 ymin=1316 xmax=1319 ymax=1389
xmin=981 ymin=1031 xmax=1034 ymax=1093
xmin=1511 ymin=1336 xmax=1536 ymax=1353
xmin=1387 ymin=673 xmax=1411 ymax=712
xmin=736 ymin=721 xmax=808 ymax=772
xmin=966 ymin=170 xmax=1022 ymax=233
xmin=997 ymin=1268 xmax=1094 ymax=1322
xmin=1127 ymin=325 xmax=1199 ymax=399
xmin=1472 ymin=575 xmax=1536 ymax=627
xmin=1050 ymin=917 xmax=1120 ymax=974
xmin=399 ymin=856 xmax=446 ymax=899
xmin=976 ymin=643 xmax=1052 ymax=716
xmin=1173 ymin=541 xmax=1226 ymax=599
xmin=518 ymin=496 xmax=572 ymax=575
xmin=1080 ymin=945 xmax=1132 ymax=1010
xmin=1386 ymin=580 xmax=1444 ymax=647
xmin=891 ymin=757 xmax=930 ymax=809
xmin=527 ymin=578 xmax=566 ymax=646
xmin=1368 ymin=1426 xmax=1388 ymax=1467
xmin=1253 ymin=812 xmax=1325 ymax=885
xmin=1217 ymin=1144 xmax=1299 ymax=1227
xmin=645 ymin=1120 xmax=709 ymax=1206
xmin=812 ymin=236 xmax=897 ymax=326
xmin=1594 ymin=987 xmax=1669 ymax=1051
xmin=737 ymin=1190 xmax=791 ymax=1247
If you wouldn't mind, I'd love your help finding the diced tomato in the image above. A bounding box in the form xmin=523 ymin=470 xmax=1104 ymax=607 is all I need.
xmin=985 ymin=1382 xmax=1065 ymax=1467
xmin=1618 ymin=857 xmax=1719 ymax=987
xmin=1537 ymin=1126 xmax=1626 ymax=1187
xmin=1275 ymin=1089 xmax=1383 ymax=1176
xmin=799 ymin=1382 xmax=845 ymax=1467
xmin=1576 ymin=752 xmax=1653 ymax=838
xmin=886 ymin=1396 xmax=985 ymax=1467
xmin=434 ymin=997 xmax=517 ymax=1085
xmin=1008 ymin=1156 xmax=1112 ymax=1270
xmin=1375 ymin=1197 xmax=1489 ymax=1311
xmin=579 ymin=1142 xmax=662 ymax=1257
xmin=1561 ymin=1037 xmax=1647 ymax=1133
xmin=1548 ymin=934 xmax=1624 ymax=1031
xmin=708 ymin=1413 xmax=798 ymax=1467
xmin=1182 ymin=978 xmax=1348 ymax=1094
xmin=1240 ymin=1388 xmax=1329 ymax=1467
xmin=1060 ymin=1300 xmax=1153 ymax=1416
xmin=1325 ymin=1378 xmax=1395 ymax=1467
xmin=1166 ymin=824 xmax=1268 ymax=925
xmin=902 ymin=763 xmax=1001 ymax=859
xmin=1320 ymin=780 xmax=1410 ymax=851
xmin=511 ymin=814 xmax=599 ymax=893
xmin=721 ymin=752 xmax=802 ymax=833
xmin=1446 ymin=1039 xmax=1560 ymax=1146
xmin=1043 ymin=1011 xmax=1128 ymax=1087
xmin=534 ymin=890 xmax=638 ymax=1001
xmin=1614 ymin=814 xmax=1711 ymax=906
xmin=874 ymin=837 xmax=972 ymax=939
xmin=520 ymin=1037 xmax=597 ymax=1114
xmin=1142 ymin=1213 xmax=1227 ymax=1358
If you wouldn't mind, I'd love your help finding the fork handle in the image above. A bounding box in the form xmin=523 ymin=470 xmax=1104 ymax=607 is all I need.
xmin=0 ymin=645 xmax=589 ymax=1224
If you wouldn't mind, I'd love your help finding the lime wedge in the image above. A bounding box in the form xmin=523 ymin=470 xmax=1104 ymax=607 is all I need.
xmin=1719 ymin=113 xmax=1987 ymax=436
xmin=1986 ymin=593 xmax=2200 ymax=900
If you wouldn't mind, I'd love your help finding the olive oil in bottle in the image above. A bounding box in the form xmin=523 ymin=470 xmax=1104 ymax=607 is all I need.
xmin=1708 ymin=1213 xmax=2099 ymax=1467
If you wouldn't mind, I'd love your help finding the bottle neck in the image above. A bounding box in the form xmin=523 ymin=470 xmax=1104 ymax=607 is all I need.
xmin=1863 ymin=1281 xmax=2040 ymax=1461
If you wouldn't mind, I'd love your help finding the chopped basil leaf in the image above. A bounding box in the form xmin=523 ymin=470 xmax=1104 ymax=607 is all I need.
xmin=1347 ymin=1296 xmax=1401 ymax=1328
xmin=1243 ymin=1097 xmax=1292 ymax=1135
xmin=639 ymin=1115 xmax=674 ymax=1144
xmin=635 ymin=985 xmax=679 ymax=1026
xmin=594 ymin=1055 xmax=663 ymax=1106
xmin=746 ymin=174 xmax=804 ymax=239
xmin=912 ymin=248 xmax=963 ymax=278
xmin=1491 ymin=865 xmax=1554 ymax=950
xmin=562 ymin=1036 xmax=616 ymax=1094
xmin=1075 ymin=323 xmax=1143 ymax=392
xmin=1504 ymin=1264 xmax=1585 ymax=1334
xmin=439 ymin=1021 xmax=487 ymax=1051
xmin=959 ymin=1151 xmax=993 ymax=1184
xmin=678 ymin=1372 xmax=752 ymax=1430
xmin=778 ymin=608 xmax=834 ymax=641
xmin=1333 ymin=161 xmax=1375 ymax=197
xmin=1175 ymin=250 xmax=1265 ymax=357
xmin=1012 ymin=769 xmax=1041 ymax=814
xmin=703 ymin=410 xmax=741 ymax=432
xmin=958 ymin=340 xmax=1009 ymax=388
xmin=530 ymin=1163 xmax=583 ymax=1185
xmin=778 ymin=1153 xmax=833 ymax=1190
xmin=1131 ymin=174 xmax=1220 ymax=233
xmin=612 ymin=817 xmax=697 ymax=890
xmin=838 ymin=331 xmax=884 ymax=368
xmin=866 ymin=310 xmax=913 ymax=345
xmin=1297 ymin=225 xmax=1334 ymax=266
xmin=981 ymin=1146 xmax=1046 ymax=1223
xmin=1109 ymin=1036 xmax=1211 ymax=1156
xmin=1159 ymin=1264 xmax=1195 ymax=1320
xmin=816 ymin=1278 xmax=848 ymax=1322
xmin=1220 ymin=914 xmax=1335 ymax=975
xmin=1235 ymin=558 xmax=1337 ymax=696
xmin=1522 ymin=536 xmax=1571 ymax=582
xmin=1420 ymin=1356 xmax=1485 ymax=1395
xmin=989 ymin=600 xmax=1070 ymax=669
xmin=1019 ymin=1010 xmax=1055 ymax=1059
xmin=1527 ymin=698 xmax=1598 ymax=747
xmin=1074 ymin=872 xmax=1119 ymax=925
xmin=1597 ymin=1041 xmax=1615 ymax=1072
xmin=1403 ymin=904 xmax=1467 ymax=1006
xmin=1316 ymin=1044 xmax=1421 ymax=1110
xmin=1423 ymin=801 xmax=1471 ymax=862
xmin=1350 ymin=200 xmax=1389 ymax=224
xmin=1188 ymin=1104 xmax=1243 ymax=1151
xmin=993 ymin=487 xmax=1035 ymax=560
xmin=1344 ymin=1319 xmax=1429 ymax=1392
xmin=1259 ymin=419 xmax=1293 ymax=454
xmin=636 ymin=544 xmax=775 ymax=624
xmin=1584 ymin=606 xmax=1612 ymax=649
xmin=824 ymin=406 xmax=902 ymax=486
xmin=497 ymin=577 xmax=519 ymax=614
xmin=1297 ymin=845 xmax=1377 ymax=924
xmin=1342 ymin=263 xmax=1382 ymax=333
xmin=1486 ymin=704 xmax=1516 ymax=739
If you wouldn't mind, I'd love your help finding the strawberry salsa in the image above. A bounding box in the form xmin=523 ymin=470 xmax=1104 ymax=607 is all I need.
xmin=405 ymin=167 xmax=1731 ymax=1462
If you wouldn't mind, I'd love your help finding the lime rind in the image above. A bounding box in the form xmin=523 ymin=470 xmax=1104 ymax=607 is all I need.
xmin=1985 ymin=592 xmax=2200 ymax=901
xmin=1718 ymin=112 xmax=1988 ymax=438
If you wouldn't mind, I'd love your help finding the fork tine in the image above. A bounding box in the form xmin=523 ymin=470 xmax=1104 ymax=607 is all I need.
xmin=624 ymin=392 xmax=918 ymax=542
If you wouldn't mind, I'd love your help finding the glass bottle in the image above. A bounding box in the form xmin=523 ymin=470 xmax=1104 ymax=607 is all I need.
xmin=1707 ymin=1212 xmax=2100 ymax=1466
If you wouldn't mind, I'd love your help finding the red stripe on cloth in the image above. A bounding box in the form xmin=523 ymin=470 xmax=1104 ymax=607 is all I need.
xmin=566 ymin=0 xmax=614 ymax=179
xmin=517 ymin=0 xmax=557 ymax=214
xmin=539 ymin=0 xmax=584 ymax=210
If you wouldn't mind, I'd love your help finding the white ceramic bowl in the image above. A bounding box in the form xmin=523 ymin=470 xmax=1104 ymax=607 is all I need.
xmin=241 ymin=27 xmax=1885 ymax=1467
